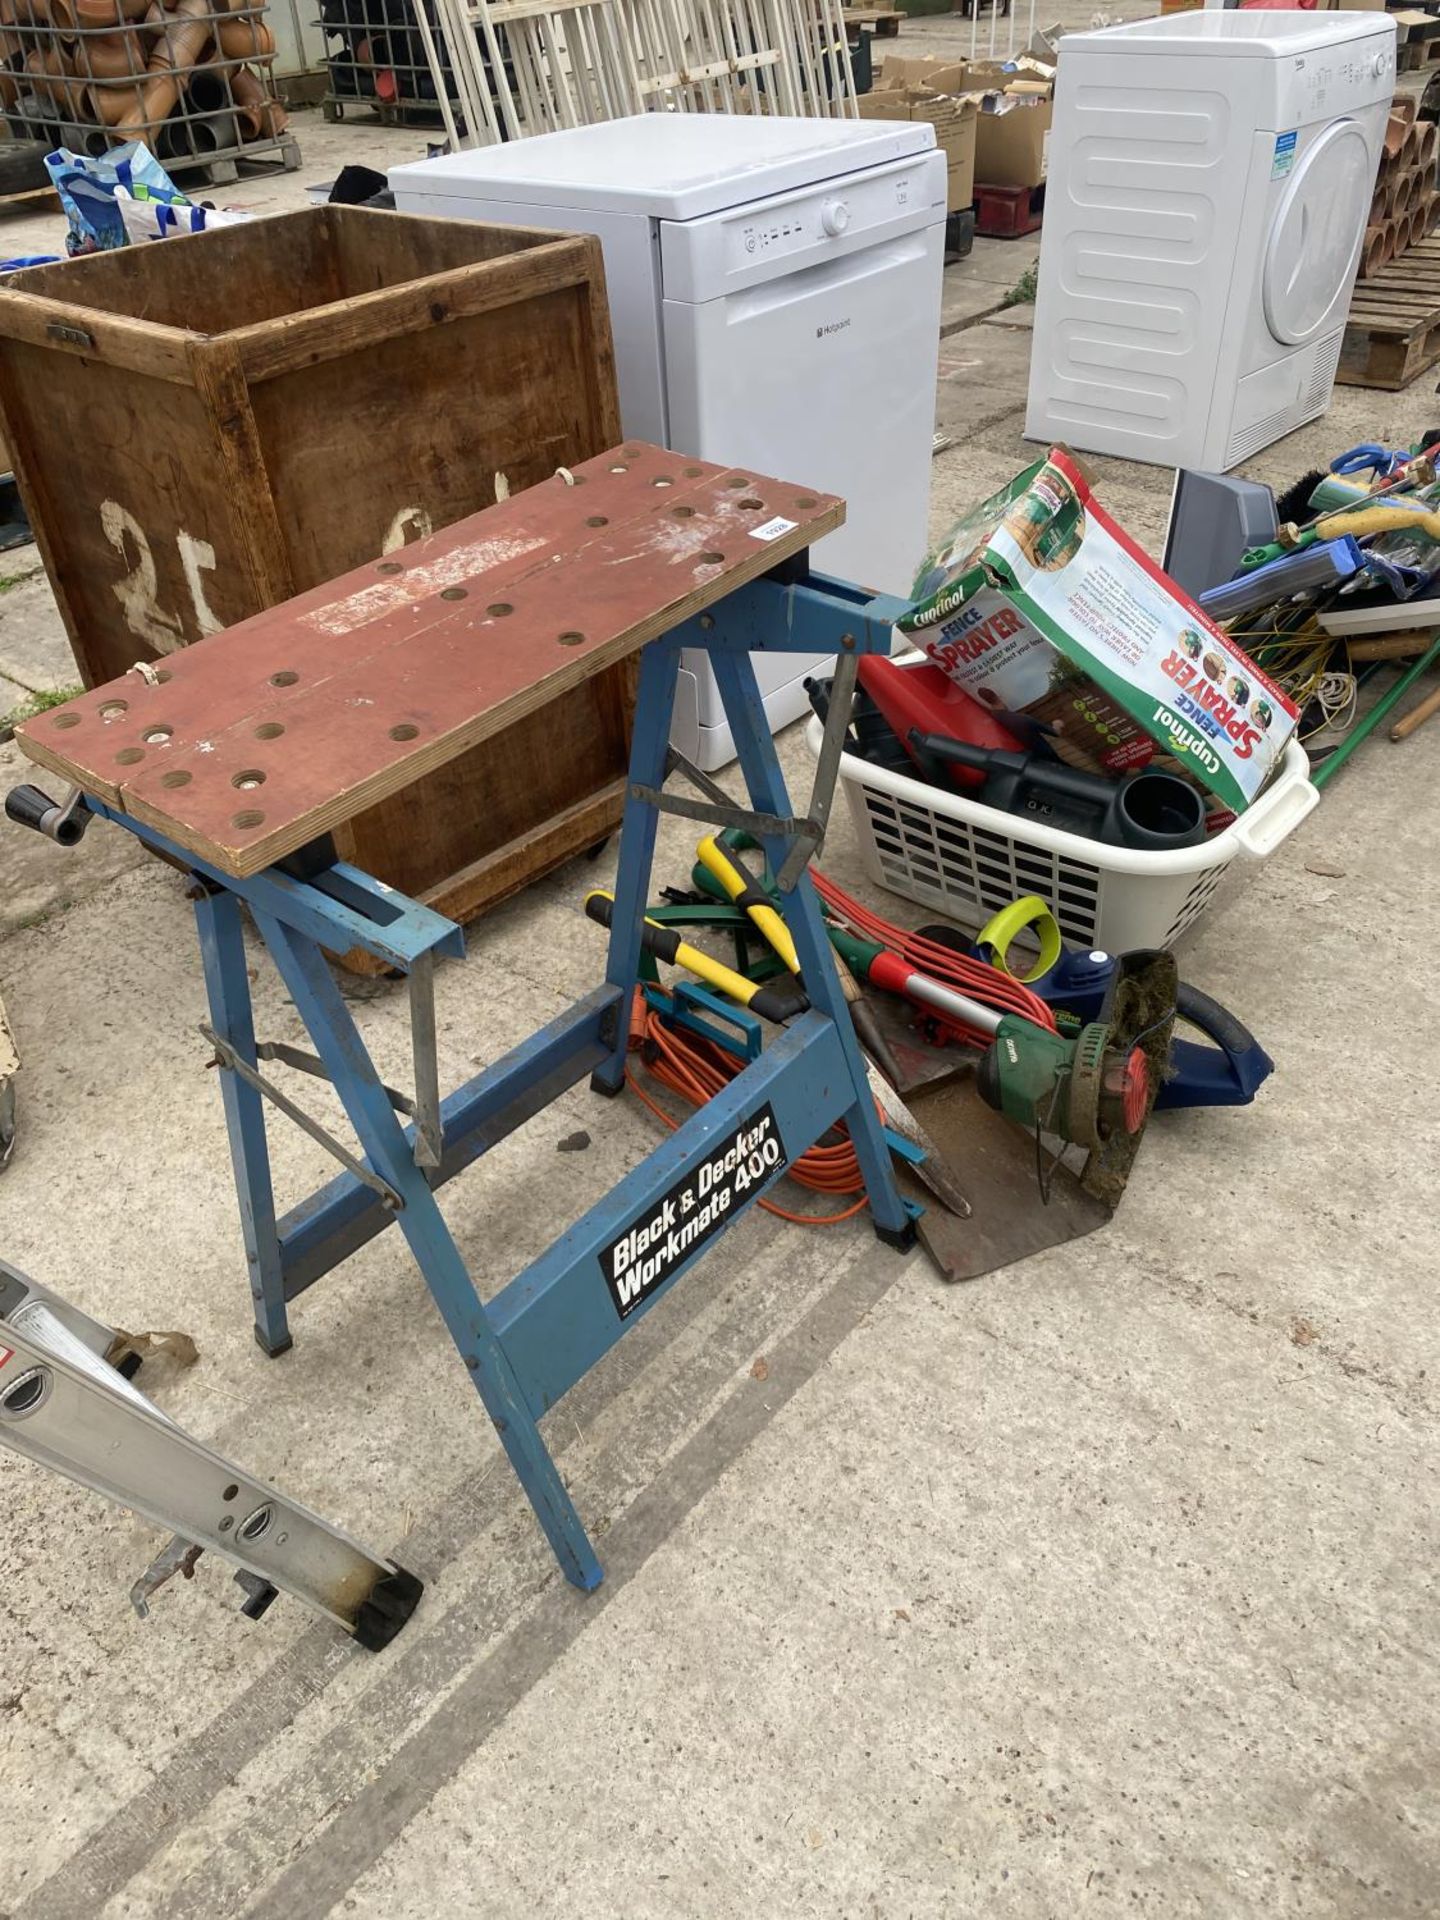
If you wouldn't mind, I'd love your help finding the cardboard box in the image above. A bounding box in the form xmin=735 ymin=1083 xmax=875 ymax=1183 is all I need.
xmin=857 ymin=87 xmax=977 ymax=210
xmin=898 ymin=452 xmax=1300 ymax=813
xmin=878 ymin=51 xmax=967 ymax=92
xmin=974 ymin=94 xmax=1051 ymax=190
xmin=956 ymin=58 xmax=1050 ymax=95
xmin=880 ymin=52 xmax=1053 ymax=98
xmin=1392 ymin=9 xmax=1434 ymax=43
xmin=883 ymin=54 xmax=1053 ymax=189
xmin=956 ymin=63 xmax=1052 ymax=188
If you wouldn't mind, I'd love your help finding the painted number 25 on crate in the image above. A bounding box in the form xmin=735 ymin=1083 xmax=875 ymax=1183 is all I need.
xmin=99 ymin=499 xmax=438 ymax=656
xmin=601 ymin=1105 xmax=787 ymax=1319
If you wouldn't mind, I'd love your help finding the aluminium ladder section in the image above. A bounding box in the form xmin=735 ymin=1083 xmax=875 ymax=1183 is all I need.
xmin=0 ymin=1261 xmax=421 ymax=1644
xmin=62 ymin=572 xmax=914 ymax=1594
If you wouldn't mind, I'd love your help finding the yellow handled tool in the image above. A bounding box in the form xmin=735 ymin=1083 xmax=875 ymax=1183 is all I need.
xmin=585 ymin=891 xmax=970 ymax=1218
xmin=696 ymin=835 xmax=799 ymax=973
xmin=696 ymin=833 xmax=907 ymax=1086
xmin=1316 ymin=504 xmax=1440 ymax=544
xmin=584 ymin=891 xmax=807 ymax=1023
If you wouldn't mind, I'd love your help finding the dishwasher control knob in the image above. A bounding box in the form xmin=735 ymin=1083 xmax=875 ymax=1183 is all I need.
xmin=821 ymin=198 xmax=851 ymax=238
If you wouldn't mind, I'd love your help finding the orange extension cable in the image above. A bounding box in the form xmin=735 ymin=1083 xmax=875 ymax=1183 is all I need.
xmin=622 ymin=992 xmax=870 ymax=1226
xmin=619 ymin=872 xmax=1054 ymax=1223
xmin=811 ymin=869 xmax=1057 ymax=1041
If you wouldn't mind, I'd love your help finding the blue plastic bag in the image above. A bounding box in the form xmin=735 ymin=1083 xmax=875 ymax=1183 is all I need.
xmin=115 ymin=182 xmax=249 ymax=244
xmin=44 ymin=142 xmax=185 ymax=255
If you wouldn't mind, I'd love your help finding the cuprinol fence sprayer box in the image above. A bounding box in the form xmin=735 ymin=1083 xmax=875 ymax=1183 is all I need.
xmin=899 ymin=449 xmax=1298 ymax=811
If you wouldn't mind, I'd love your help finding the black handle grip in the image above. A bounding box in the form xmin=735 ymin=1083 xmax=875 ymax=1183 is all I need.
xmin=909 ymin=731 xmax=991 ymax=771
xmin=1174 ymin=982 xmax=1258 ymax=1057
xmin=6 ymin=783 xmax=58 ymax=833
xmin=5 ymin=784 xmax=87 ymax=846
xmin=914 ymin=735 xmax=1119 ymax=805
xmin=585 ymin=892 xmax=683 ymax=967
xmin=6 ymin=783 xmax=87 ymax=844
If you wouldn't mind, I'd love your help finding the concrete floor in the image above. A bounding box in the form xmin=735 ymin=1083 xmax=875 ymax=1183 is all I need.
xmin=3 ymin=23 xmax=1440 ymax=1917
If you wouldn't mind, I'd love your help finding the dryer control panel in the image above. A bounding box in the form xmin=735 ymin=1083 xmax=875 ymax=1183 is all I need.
xmin=1270 ymin=24 xmax=1396 ymax=127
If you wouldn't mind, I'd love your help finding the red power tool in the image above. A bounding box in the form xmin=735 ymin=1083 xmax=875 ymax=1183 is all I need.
xmin=855 ymin=656 xmax=1021 ymax=790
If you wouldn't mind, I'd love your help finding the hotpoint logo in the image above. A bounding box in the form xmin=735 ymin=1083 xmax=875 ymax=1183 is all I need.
xmin=816 ymin=318 xmax=852 ymax=339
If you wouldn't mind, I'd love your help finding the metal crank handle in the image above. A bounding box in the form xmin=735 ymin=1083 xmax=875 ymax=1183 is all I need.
xmin=5 ymin=784 xmax=91 ymax=846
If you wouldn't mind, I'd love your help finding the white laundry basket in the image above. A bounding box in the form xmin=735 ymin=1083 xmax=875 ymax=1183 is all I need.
xmin=805 ymin=717 xmax=1318 ymax=953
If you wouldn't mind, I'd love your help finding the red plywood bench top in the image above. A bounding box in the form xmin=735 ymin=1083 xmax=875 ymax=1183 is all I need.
xmin=17 ymin=444 xmax=842 ymax=878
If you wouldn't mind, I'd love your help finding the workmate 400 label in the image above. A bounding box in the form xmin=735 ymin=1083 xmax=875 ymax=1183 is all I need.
xmin=601 ymin=1105 xmax=786 ymax=1320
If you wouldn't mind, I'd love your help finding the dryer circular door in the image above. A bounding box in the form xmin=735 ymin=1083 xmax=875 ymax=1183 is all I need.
xmin=1263 ymin=119 xmax=1373 ymax=346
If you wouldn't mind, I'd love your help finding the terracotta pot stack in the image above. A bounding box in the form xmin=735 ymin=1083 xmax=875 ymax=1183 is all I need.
xmin=1363 ymin=96 xmax=1440 ymax=280
xmin=0 ymin=0 xmax=287 ymax=156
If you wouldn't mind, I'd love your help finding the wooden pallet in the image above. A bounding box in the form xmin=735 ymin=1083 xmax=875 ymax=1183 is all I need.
xmin=0 ymin=136 xmax=53 ymax=215
xmin=843 ymin=5 xmax=901 ymax=33
xmin=0 ymin=185 xmax=56 ymax=216
xmin=1339 ymin=233 xmax=1440 ymax=389
xmin=0 ymin=131 xmax=298 ymax=196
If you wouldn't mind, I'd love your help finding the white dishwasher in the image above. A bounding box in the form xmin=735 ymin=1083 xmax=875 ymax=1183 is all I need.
xmin=392 ymin=115 xmax=946 ymax=768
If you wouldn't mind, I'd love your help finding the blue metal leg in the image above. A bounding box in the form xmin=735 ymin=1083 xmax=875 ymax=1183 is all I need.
xmin=592 ymin=640 xmax=680 ymax=1095
xmin=57 ymin=572 xmax=929 ymax=1593
xmin=278 ymin=988 xmax=621 ymax=1300
xmin=709 ymin=650 xmax=913 ymax=1247
xmin=250 ymin=909 xmax=605 ymax=1593
xmin=493 ymin=1011 xmax=856 ymax=1418
xmin=193 ymin=887 xmax=292 ymax=1355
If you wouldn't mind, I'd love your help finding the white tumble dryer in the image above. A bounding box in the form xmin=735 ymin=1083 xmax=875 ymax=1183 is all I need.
xmin=391 ymin=115 xmax=946 ymax=769
xmin=1025 ymin=10 xmax=1395 ymax=472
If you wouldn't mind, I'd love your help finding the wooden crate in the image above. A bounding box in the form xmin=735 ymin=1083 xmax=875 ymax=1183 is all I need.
xmin=1339 ymin=231 xmax=1440 ymax=390
xmin=0 ymin=205 xmax=626 ymax=939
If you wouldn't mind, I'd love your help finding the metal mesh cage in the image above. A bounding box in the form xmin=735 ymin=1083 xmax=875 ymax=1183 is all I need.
xmin=321 ymin=0 xmax=454 ymax=125
xmin=0 ymin=0 xmax=299 ymax=179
